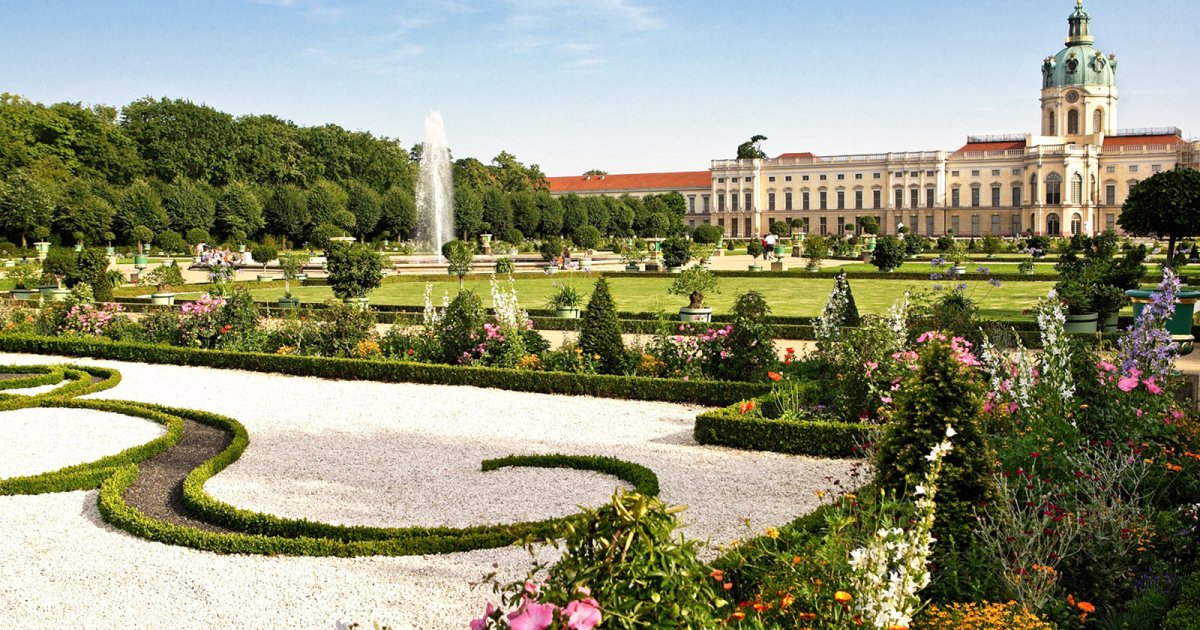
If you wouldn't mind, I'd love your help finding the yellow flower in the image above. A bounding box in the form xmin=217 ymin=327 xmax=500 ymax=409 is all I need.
xmin=764 ymin=526 xmax=779 ymax=539
xmin=834 ymin=591 xmax=852 ymax=604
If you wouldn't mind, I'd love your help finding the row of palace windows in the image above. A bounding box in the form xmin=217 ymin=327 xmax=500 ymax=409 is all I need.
xmin=1047 ymin=107 xmax=1105 ymax=136
xmin=702 ymin=212 xmax=1119 ymax=238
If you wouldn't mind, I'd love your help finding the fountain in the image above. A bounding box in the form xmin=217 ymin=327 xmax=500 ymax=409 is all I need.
xmin=415 ymin=111 xmax=455 ymax=261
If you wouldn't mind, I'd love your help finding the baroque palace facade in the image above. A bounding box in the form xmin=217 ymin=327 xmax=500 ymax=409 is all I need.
xmin=547 ymin=1 xmax=1199 ymax=239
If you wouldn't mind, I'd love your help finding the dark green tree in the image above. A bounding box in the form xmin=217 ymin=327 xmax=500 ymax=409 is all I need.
xmin=345 ymin=179 xmax=382 ymax=239
xmin=53 ymin=178 xmax=115 ymax=246
xmin=325 ymin=243 xmax=382 ymax=300
xmin=306 ymin=179 xmax=348 ymax=228
xmin=379 ymin=186 xmax=417 ymax=241
xmin=580 ymin=277 xmax=626 ymax=375
xmin=536 ymin=191 xmax=564 ymax=238
xmin=1119 ymin=167 xmax=1200 ymax=264
xmin=162 ymin=179 xmax=216 ymax=235
xmin=481 ymin=188 xmax=512 ymax=236
xmin=736 ymin=134 xmax=768 ymax=159
xmin=714 ymin=291 xmax=777 ymax=381
xmin=120 ymin=97 xmax=239 ymax=184
xmin=265 ymin=184 xmax=310 ymax=246
xmin=114 ymin=179 xmax=169 ymax=239
xmin=0 ymin=170 xmax=54 ymax=247
xmin=561 ymin=194 xmax=588 ymax=236
xmin=216 ymin=181 xmax=265 ymax=241
xmin=511 ymin=190 xmax=541 ymax=238
xmin=453 ymin=186 xmax=484 ymax=240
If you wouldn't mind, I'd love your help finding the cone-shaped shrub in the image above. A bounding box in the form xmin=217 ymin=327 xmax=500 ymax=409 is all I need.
xmin=833 ymin=271 xmax=861 ymax=327
xmin=580 ymin=277 xmax=626 ymax=375
xmin=874 ymin=334 xmax=997 ymax=553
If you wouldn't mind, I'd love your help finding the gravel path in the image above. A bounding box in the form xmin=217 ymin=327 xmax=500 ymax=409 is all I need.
xmin=0 ymin=406 xmax=165 ymax=479
xmin=0 ymin=352 xmax=859 ymax=629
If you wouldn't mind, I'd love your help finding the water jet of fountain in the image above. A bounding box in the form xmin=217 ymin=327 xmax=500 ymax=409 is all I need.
xmin=415 ymin=111 xmax=455 ymax=261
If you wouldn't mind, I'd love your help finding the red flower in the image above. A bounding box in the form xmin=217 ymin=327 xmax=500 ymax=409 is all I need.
xmin=739 ymin=400 xmax=756 ymax=414
xmin=768 ymin=372 xmax=782 ymax=382
xmin=220 ymin=324 xmax=232 ymax=334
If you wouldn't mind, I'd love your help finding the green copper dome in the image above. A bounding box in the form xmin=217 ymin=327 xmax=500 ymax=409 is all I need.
xmin=1042 ymin=1 xmax=1117 ymax=89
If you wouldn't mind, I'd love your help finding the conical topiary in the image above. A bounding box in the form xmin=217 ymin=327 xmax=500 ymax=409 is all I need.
xmin=580 ymin=277 xmax=627 ymax=375
xmin=833 ymin=272 xmax=861 ymax=327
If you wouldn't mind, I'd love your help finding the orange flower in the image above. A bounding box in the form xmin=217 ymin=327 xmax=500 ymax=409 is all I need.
xmin=780 ymin=595 xmax=795 ymax=609
xmin=768 ymin=371 xmax=783 ymax=382
xmin=710 ymin=569 xmax=724 ymax=581
xmin=1077 ymin=601 xmax=1095 ymax=613
xmin=1067 ymin=594 xmax=1075 ymax=607
xmin=739 ymin=400 xmax=756 ymax=414
xmin=731 ymin=611 xmax=745 ymax=621
xmin=792 ymin=555 xmax=802 ymax=565
xmin=798 ymin=612 xmax=816 ymax=621
xmin=765 ymin=526 xmax=779 ymax=539
xmin=834 ymin=591 xmax=852 ymax=604
xmin=724 ymin=582 xmax=733 ymax=591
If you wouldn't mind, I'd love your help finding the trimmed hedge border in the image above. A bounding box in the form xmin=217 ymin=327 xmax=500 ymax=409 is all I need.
xmin=0 ymin=365 xmax=65 ymax=391
xmin=0 ymin=363 xmax=668 ymax=557
xmin=693 ymin=402 xmax=867 ymax=459
xmin=0 ymin=334 xmax=769 ymax=406
xmin=1164 ymin=569 xmax=1200 ymax=630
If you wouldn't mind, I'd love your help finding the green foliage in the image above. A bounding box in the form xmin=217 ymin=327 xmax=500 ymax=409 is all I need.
xmin=6 ymin=263 xmax=41 ymax=290
xmin=668 ymin=267 xmax=719 ymax=309
xmin=802 ymin=234 xmax=828 ymax=265
xmin=155 ymin=230 xmax=187 ymax=255
xmin=265 ymin=184 xmax=310 ymax=245
xmin=694 ymin=404 xmax=865 ymax=458
xmin=305 ymin=179 xmax=348 ymax=228
xmin=830 ymin=272 xmax=861 ymax=327
xmin=494 ymin=257 xmax=515 ymax=274
xmin=162 ymin=179 xmax=216 ymax=235
xmin=0 ymin=170 xmax=54 ymax=246
xmin=1163 ymin=570 xmax=1200 ymax=630
xmin=871 ymin=235 xmax=906 ymax=271
xmin=325 ymin=243 xmax=382 ymax=300
xmin=121 ymin=97 xmax=239 ymax=184
xmin=184 ymin=227 xmax=211 ymax=246
xmin=249 ymin=243 xmax=277 ymax=270
xmin=572 ymin=224 xmax=602 ymax=251
xmin=736 ymin=134 xmax=768 ymax=159
xmin=692 ymin=223 xmax=723 ymax=245
xmin=131 ymin=225 xmax=155 ymax=250
xmin=936 ymin=234 xmax=956 ymax=252
xmin=980 ymin=234 xmax=1004 ymax=257
xmin=344 ymin=179 xmax=381 ymax=239
xmin=216 ymin=181 xmax=264 ymax=241
xmin=379 ymin=186 xmax=416 ymax=241
xmin=545 ymin=282 xmax=585 ymax=309
xmin=114 ymin=180 xmax=169 ymax=239
xmin=746 ymin=239 xmax=764 ymax=261
xmin=41 ymin=247 xmax=76 ymax=285
xmin=905 ymin=233 xmax=930 ymax=257
xmin=438 ymin=289 xmax=485 ymax=363
xmin=139 ymin=264 xmax=185 ymax=292
xmin=538 ymin=491 xmax=726 ymax=630
xmin=310 ymin=297 xmax=376 ymax=356
xmin=73 ymin=247 xmax=115 ymax=301
xmin=661 ymin=236 xmax=691 ymax=268
xmin=580 ymin=277 xmax=627 ymax=375
xmin=874 ymin=337 xmax=998 ymax=558
xmin=453 ymin=186 xmax=484 ymax=240
xmin=539 ymin=236 xmax=564 ymax=262
xmin=713 ymin=290 xmax=777 ymax=382
xmin=308 ymin=223 xmax=341 ymax=250
xmin=858 ymin=215 xmax=879 ymax=235
xmin=769 ymin=220 xmax=791 ymax=238
xmin=1119 ymin=167 xmax=1200 ymax=263
xmin=441 ymin=239 xmax=475 ymax=287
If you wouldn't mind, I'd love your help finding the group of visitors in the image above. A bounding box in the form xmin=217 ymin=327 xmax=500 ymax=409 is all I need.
xmin=196 ymin=244 xmax=242 ymax=266
xmin=760 ymin=233 xmax=778 ymax=261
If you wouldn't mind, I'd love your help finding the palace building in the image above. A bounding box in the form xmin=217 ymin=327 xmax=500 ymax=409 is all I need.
xmin=547 ymin=1 xmax=1199 ymax=239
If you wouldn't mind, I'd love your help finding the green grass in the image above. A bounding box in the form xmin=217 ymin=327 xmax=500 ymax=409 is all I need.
xmin=244 ymin=275 xmax=1060 ymax=320
xmin=825 ymin=261 xmax=1055 ymax=274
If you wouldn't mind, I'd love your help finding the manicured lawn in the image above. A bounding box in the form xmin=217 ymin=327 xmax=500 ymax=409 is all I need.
xmin=826 ymin=261 xmax=1056 ymax=275
xmin=245 ymin=275 xmax=1062 ymax=319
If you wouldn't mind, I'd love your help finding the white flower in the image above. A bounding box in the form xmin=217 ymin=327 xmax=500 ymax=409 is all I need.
xmin=914 ymin=484 xmax=926 ymax=496
xmin=945 ymin=426 xmax=957 ymax=438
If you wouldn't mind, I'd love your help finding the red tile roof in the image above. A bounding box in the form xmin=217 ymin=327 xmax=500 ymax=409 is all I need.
xmin=775 ymin=152 xmax=816 ymax=160
xmin=1103 ymin=134 xmax=1182 ymax=147
xmin=547 ymin=171 xmax=711 ymax=193
xmin=955 ymin=140 xmax=1027 ymax=153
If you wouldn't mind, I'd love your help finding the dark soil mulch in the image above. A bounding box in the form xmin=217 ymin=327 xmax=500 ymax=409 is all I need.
xmin=122 ymin=417 xmax=237 ymax=534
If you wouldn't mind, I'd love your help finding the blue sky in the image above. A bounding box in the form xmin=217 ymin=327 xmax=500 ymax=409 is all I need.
xmin=2 ymin=0 xmax=1197 ymax=176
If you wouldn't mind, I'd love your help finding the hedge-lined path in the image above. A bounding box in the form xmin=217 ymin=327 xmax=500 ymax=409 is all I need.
xmin=122 ymin=416 xmax=235 ymax=534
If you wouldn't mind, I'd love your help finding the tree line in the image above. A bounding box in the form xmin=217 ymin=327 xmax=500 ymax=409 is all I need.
xmin=0 ymin=93 xmax=689 ymax=252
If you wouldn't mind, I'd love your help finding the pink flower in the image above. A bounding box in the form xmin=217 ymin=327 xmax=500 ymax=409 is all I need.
xmin=564 ymin=597 xmax=602 ymax=630
xmin=1097 ymin=360 xmax=1117 ymax=373
xmin=1144 ymin=379 xmax=1163 ymax=395
xmin=881 ymin=396 xmax=892 ymax=404
xmin=524 ymin=581 xmax=539 ymax=597
xmin=1008 ymin=402 xmax=1020 ymax=414
xmin=1136 ymin=408 xmax=1144 ymax=418
xmin=470 ymin=603 xmax=496 ymax=630
xmin=507 ymin=601 xmax=557 ymax=630
xmin=1117 ymin=376 xmax=1139 ymax=392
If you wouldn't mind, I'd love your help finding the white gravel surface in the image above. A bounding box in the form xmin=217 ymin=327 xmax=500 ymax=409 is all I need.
xmin=0 ymin=352 xmax=859 ymax=629
xmin=0 ymin=406 xmax=165 ymax=478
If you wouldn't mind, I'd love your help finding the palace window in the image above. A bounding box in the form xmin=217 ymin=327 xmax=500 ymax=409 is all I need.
xmin=991 ymin=169 xmax=1001 ymax=177
xmin=951 ymin=215 xmax=961 ymax=234
xmin=702 ymin=195 xmax=710 ymax=212
xmin=1152 ymin=164 xmax=1162 ymax=173
xmin=873 ymin=189 xmax=882 ymax=209
xmin=991 ymin=214 xmax=1001 ymax=235
xmin=1070 ymin=213 xmax=1082 ymax=235
xmin=785 ymin=191 xmax=793 ymax=210
xmin=837 ymin=191 xmax=845 ymax=210
xmin=1094 ymin=109 xmax=1104 ymax=133
xmin=991 ymin=186 xmax=1001 ymax=208
xmin=926 ymin=187 xmax=935 ymax=208
xmin=855 ymin=190 xmax=864 ymax=209
xmin=1011 ymin=214 xmax=1022 ymax=235
xmin=1067 ymin=109 xmax=1080 ymax=135
xmin=1012 ymin=185 xmax=1022 ymax=207
xmin=768 ymin=192 xmax=776 ymax=211
xmin=971 ymin=186 xmax=981 ymax=208
xmin=837 ymin=174 xmax=845 ymax=180
xmin=951 ymin=188 xmax=961 ymax=208
xmin=1045 ymin=173 xmax=1062 ymax=205
xmin=971 ymin=215 xmax=981 ymax=236
xmin=855 ymin=173 xmax=864 ymax=180
xmin=971 ymin=170 xmax=981 ymax=177
xmin=1128 ymin=165 xmax=1139 ymax=173
xmin=688 ymin=196 xmax=695 ymax=213
xmin=768 ymin=176 xmax=775 ymax=182
xmin=730 ymin=193 xmax=738 ymax=211
xmin=1046 ymin=213 xmax=1061 ymax=236
xmin=894 ymin=188 xmax=904 ymax=209
xmin=1105 ymin=184 xmax=1116 ymax=206
xmin=785 ymin=176 xmax=792 ymax=182
xmin=1047 ymin=110 xmax=1056 ymax=135
xmin=802 ymin=191 xmax=810 ymax=210
xmin=910 ymin=187 xmax=919 ymax=209
xmin=819 ymin=217 xmax=827 ymax=235
xmin=819 ymin=191 xmax=828 ymax=210
xmin=1071 ymin=173 xmax=1083 ymax=204
xmin=745 ymin=192 xmax=753 ymax=211
xmin=1106 ymin=165 xmax=1116 ymax=173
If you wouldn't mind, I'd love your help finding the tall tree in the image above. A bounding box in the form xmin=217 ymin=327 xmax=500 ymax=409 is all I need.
xmin=561 ymin=194 xmax=588 ymax=236
xmin=265 ymin=184 xmax=310 ymax=246
xmin=306 ymin=179 xmax=348 ymax=228
xmin=379 ymin=186 xmax=417 ymax=241
xmin=1119 ymin=167 xmax=1200 ymax=264
xmin=453 ymin=186 xmax=484 ymax=240
xmin=120 ymin=97 xmax=239 ymax=185
xmin=481 ymin=188 xmax=512 ymax=236
xmin=536 ymin=191 xmax=564 ymax=238
xmin=736 ymin=134 xmax=769 ymax=160
xmin=511 ymin=190 xmax=541 ymax=238
xmin=53 ymin=177 xmax=115 ymax=245
xmin=216 ymin=181 xmax=265 ymax=241
xmin=345 ymin=179 xmax=382 ymax=239
xmin=0 ymin=170 xmax=54 ymax=247
xmin=162 ymin=179 xmax=216 ymax=235
xmin=114 ymin=179 xmax=169 ymax=238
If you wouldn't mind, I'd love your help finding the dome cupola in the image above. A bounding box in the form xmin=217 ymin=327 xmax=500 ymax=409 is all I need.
xmin=1042 ymin=0 xmax=1117 ymax=89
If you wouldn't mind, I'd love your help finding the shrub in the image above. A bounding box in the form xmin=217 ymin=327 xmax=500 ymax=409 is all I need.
xmin=711 ymin=290 xmax=776 ymax=382
xmin=313 ymin=298 xmax=376 ymax=357
xmin=803 ymin=234 xmax=828 ymax=267
xmin=41 ymin=247 xmax=76 ymax=287
xmin=936 ymin=234 xmax=956 ymax=252
xmin=661 ymin=236 xmax=691 ymax=268
xmin=501 ymin=227 xmax=524 ymax=246
xmin=326 ymin=243 xmax=382 ymax=300
xmin=494 ymin=257 xmax=514 ymax=274
xmin=131 ymin=225 xmax=156 ymax=251
xmin=278 ymin=252 xmax=309 ymax=297
xmin=572 ymin=225 xmax=602 ymax=251
xmin=905 ymin=234 xmax=930 ymax=257
xmin=746 ymin=239 xmax=764 ymax=261
xmin=139 ymin=264 xmax=185 ymax=293
xmin=580 ymin=277 xmax=627 ymax=375
xmin=308 ymin=223 xmax=341 ymax=250
xmin=859 ymin=215 xmax=880 ymax=235
xmin=6 ymin=263 xmax=40 ymax=290
xmin=769 ymin=220 xmax=791 ymax=237
xmin=185 ymin=228 xmax=212 ymax=247
xmin=156 ymin=230 xmax=187 ymax=255
xmin=72 ymin=247 xmax=115 ymax=301
xmin=539 ymin=236 xmax=564 ymax=262
xmin=874 ymin=335 xmax=998 ymax=563
xmin=438 ymin=289 xmax=485 ymax=364
xmin=981 ymin=234 xmax=1004 ymax=258
xmin=693 ymin=223 xmax=723 ymax=245
xmin=871 ymin=235 xmax=906 ymax=272
xmin=830 ymin=272 xmax=861 ymax=328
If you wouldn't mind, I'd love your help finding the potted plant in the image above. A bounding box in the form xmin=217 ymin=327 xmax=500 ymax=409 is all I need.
xmin=141 ymin=264 xmax=185 ymax=306
xmin=1018 ymin=257 xmax=1036 ymax=275
xmin=539 ymin=237 xmax=562 ymax=273
xmin=572 ymin=226 xmax=602 ymax=271
xmin=328 ymin=243 xmax=383 ymax=308
xmin=131 ymin=225 xmax=154 ymax=267
xmin=746 ymin=239 xmax=765 ymax=272
xmin=442 ymin=240 xmax=475 ymax=289
xmin=546 ymin=282 xmax=585 ymax=318
xmin=32 ymin=226 xmax=51 ymax=261
xmin=278 ymin=252 xmax=309 ymax=309
xmin=104 ymin=231 xmax=116 ymax=256
xmin=250 ymin=243 xmax=278 ymax=282
xmin=620 ymin=243 xmax=647 ymax=272
xmin=803 ymin=234 xmax=829 ymax=272
xmin=661 ymin=237 xmax=691 ymax=273
xmin=1055 ymin=263 xmax=1102 ymax=333
xmin=6 ymin=263 xmax=41 ymax=300
xmin=944 ymin=240 xmax=968 ymax=275
xmin=668 ymin=267 xmax=720 ymax=322
xmin=40 ymin=247 xmax=75 ymax=302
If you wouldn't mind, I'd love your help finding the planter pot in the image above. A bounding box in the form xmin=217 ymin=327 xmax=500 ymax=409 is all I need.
xmin=105 ymin=246 xmax=115 ymax=256
xmin=257 ymin=274 xmax=274 ymax=282
xmin=748 ymin=264 xmax=763 ymax=272
xmin=667 ymin=266 xmax=683 ymax=274
xmin=625 ymin=264 xmax=641 ymax=272
xmin=1101 ymin=311 xmax=1120 ymax=334
xmin=806 ymin=265 xmax=822 ymax=273
xmin=344 ymin=296 xmax=370 ymax=310
xmin=555 ymin=307 xmax=580 ymax=319
xmin=34 ymin=242 xmax=50 ymax=260
xmin=773 ymin=245 xmax=787 ymax=258
xmin=1063 ymin=312 xmax=1099 ymax=334
xmin=3 ymin=260 xmax=14 ymax=267
xmin=48 ymin=288 xmax=71 ymax=302
xmin=580 ymin=257 xmax=593 ymax=271
xmin=1127 ymin=289 xmax=1200 ymax=341
xmin=149 ymin=293 xmax=176 ymax=306
xmin=643 ymin=261 xmax=661 ymax=272
xmin=38 ymin=285 xmax=57 ymax=299
xmin=277 ymin=296 xmax=300 ymax=309
xmin=74 ymin=243 xmax=83 ymax=252
xmin=679 ymin=307 xmax=713 ymax=323
xmin=9 ymin=288 xmax=36 ymax=301
xmin=294 ymin=273 xmax=309 ymax=281
xmin=543 ymin=264 xmax=558 ymax=274
xmin=951 ymin=265 xmax=967 ymax=275
xmin=134 ymin=254 xmax=149 ymax=267
xmin=792 ymin=245 xmax=802 ymax=258
xmin=861 ymin=251 xmax=872 ymax=262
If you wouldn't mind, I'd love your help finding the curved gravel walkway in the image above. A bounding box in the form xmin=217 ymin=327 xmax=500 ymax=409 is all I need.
xmin=122 ymin=416 xmax=235 ymax=533
xmin=0 ymin=352 xmax=860 ymax=628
